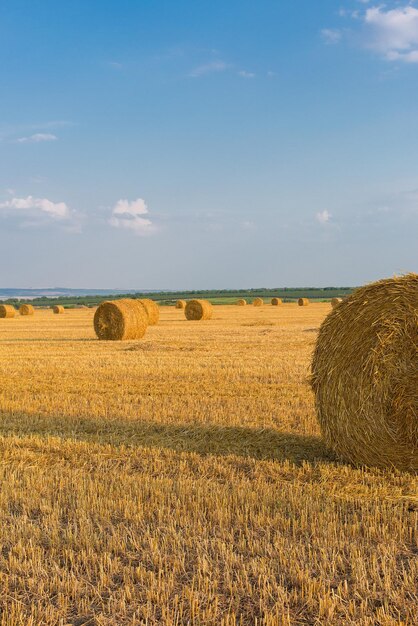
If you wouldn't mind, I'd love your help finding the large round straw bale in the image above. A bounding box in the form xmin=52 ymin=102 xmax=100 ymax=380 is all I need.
xmin=19 ymin=304 xmax=35 ymax=316
xmin=176 ymin=300 xmax=187 ymax=309
xmin=311 ymin=274 xmax=418 ymax=471
xmin=298 ymin=298 xmax=309 ymax=306
xmin=237 ymin=299 xmax=247 ymax=306
xmin=253 ymin=298 xmax=264 ymax=307
xmin=271 ymin=297 xmax=283 ymax=306
xmin=331 ymin=297 xmax=343 ymax=308
xmin=185 ymin=299 xmax=213 ymax=320
xmin=52 ymin=305 xmax=64 ymax=314
xmin=0 ymin=305 xmax=16 ymax=318
xmin=137 ymin=299 xmax=159 ymax=325
xmin=94 ymin=299 xmax=148 ymax=340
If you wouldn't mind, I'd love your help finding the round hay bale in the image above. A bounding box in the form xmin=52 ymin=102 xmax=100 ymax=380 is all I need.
xmin=253 ymin=298 xmax=264 ymax=307
xmin=237 ymin=299 xmax=247 ymax=306
xmin=331 ymin=297 xmax=343 ymax=308
xmin=52 ymin=305 xmax=65 ymax=314
xmin=311 ymin=274 xmax=418 ymax=471
xmin=271 ymin=297 xmax=283 ymax=306
xmin=19 ymin=304 xmax=35 ymax=316
xmin=0 ymin=304 xmax=16 ymax=318
xmin=298 ymin=298 xmax=309 ymax=306
xmin=185 ymin=299 xmax=213 ymax=321
xmin=137 ymin=299 xmax=159 ymax=325
xmin=176 ymin=300 xmax=187 ymax=309
xmin=94 ymin=299 xmax=148 ymax=340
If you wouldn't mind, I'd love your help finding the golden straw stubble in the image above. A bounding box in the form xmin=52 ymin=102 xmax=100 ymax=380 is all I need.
xmin=19 ymin=304 xmax=35 ymax=316
xmin=271 ymin=297 xmax=283 ymax=306
xmin=253 ymin=298 xmax=263 ymax=307
xmin=94 ymin=299 xmax=148 ymax=340
xmin=0 ymin=304 xmax=16 ymax=318
xmin=311 ymin=273 xmax=418 ymax=471
xmin=137 ymin=299 xmax=159 ymax=325
xmin=185 ymin=299 xmax=213 ymax=320
xmin=176 ymin=300 xmax=187 ymax=309
xmin=298 ymin=298 xmax=309 ymax=306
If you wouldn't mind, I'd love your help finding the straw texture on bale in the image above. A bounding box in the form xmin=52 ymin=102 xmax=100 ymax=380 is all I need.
xmin=331 ymin=297 xmax=343 ymax=308
xmin=53 ymin=305 xmax=64 ymax=314
xmin=138 ymin=299 xmax=159 ymax=325
xmin=271 ymin=297 xmax=283 ymax=306
xmin=0 ymin=305 xmax=16 ymax=319
xmin=253 ymin=298 xmax=264 ymax=307
xmin=237 ymin=299 xmax=247 ymax=306
xmin=311 ymin=274 xmax=418 ymax=471
xmin=94 ymin=299 xmax=148 ymax=341
xmin=185 ymin=299 xmax=213 ymax=321
xmin=19 ymin=304 xmax=35 ymax=316
xmin=298 ymin=298 xmax=309 ymax=306
xmin=176 ymin=300 xmax=187 ymax=309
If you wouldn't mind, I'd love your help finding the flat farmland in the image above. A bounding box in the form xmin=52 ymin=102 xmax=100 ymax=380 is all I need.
xmin=0 ymin=305 xmax=416 ymax=625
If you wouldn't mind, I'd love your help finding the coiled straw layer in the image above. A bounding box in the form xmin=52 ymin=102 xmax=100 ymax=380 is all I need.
xmin=253 ymin=298 xmax=264 ymax=307
xmin=237 ymin=299 xmax=247 ymax=306
xmin=311 ymin=273 xmax=418 ymax=471
xmin=176 ymin=300 xmax=187 ymax=309
xmin=53 ymin=305 xmax=64 ymax=314
xmin=271 ymin=298 xmax=283 ymax=306
xmin=19 ymin=304 xmax=35 ymax=316
xmin=94 ymin=299 xmax=148 ymax=341
xmin=0 ymin=305 xmax=16 ymax=318
xmin=138 ymin=299 xmax=159 ymax=325
xmin=298 ymin=298 xmax=309 ymax=306
xmin=185 ymin=299 xmax=213 ymax=321
xmin=331 ymin=298 xmax=343 ymax=308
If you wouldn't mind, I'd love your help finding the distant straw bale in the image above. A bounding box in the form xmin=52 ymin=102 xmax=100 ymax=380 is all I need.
xmin=237 ymin=299 xmax=247 ymax=306
xmin=138 ymin=299 xmax=159 ymax=325
xmin=311 ymin=273 xmax=418 ymax=471
xmin=271 ymin=298 xmax=283 ymax=306
xmin=94 ymin=299 xmax=148 ymax=341
xmin=0 ymin=305 xmax=16 ymax=318
xmin=331 ymin=298 xmax=343 ymax=308
xmin=52 ymin=305 xmax=65 ymax=314
xmin=19 ymin=304 xmax=35 ymax=316
xmin=176 ymin=300 xmax=187 ymax=309
xmin=298 ymin=298 xmax=309 ymax=306
xmin=253 ymin=298 xmax=264 ymax=307
xmin=185 ymin=299 xmax=213 ymax=320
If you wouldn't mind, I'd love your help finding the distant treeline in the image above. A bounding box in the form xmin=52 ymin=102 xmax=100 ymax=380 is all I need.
xmin=3 ymin=287 xmax=355 ymax=307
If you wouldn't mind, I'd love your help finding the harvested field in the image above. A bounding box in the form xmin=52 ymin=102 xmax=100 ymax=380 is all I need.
xmin=0 ymin=304 xmax=416 ymax=626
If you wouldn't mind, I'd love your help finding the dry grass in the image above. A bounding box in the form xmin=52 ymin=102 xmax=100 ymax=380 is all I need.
xmin=0 ymin=304 xmax=416 ymax=625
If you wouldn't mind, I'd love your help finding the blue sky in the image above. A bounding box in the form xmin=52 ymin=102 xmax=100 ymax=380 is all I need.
xmin=0 ymin=0 xmax=417 ymax=289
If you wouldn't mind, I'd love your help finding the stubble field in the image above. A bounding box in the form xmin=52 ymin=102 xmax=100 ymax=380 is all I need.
xmin=0 ymin=304 xmax=416 ymax=626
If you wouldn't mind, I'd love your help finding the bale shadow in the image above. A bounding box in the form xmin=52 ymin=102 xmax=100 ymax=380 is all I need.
xmin=0 ymin=413 xmax=335 ymax=465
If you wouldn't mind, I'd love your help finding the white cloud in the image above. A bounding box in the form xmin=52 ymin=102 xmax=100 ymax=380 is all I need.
xmin=316 ymin=210 xmax=331 ymax=224
xmin=16 ymin=133 xmax=58 ymax=144
xmin=0 ymin=195 xmax=70 ymax=219
xmin=238 ymin=70 xmax=255 ymax=78
xmin=189 ymin=60 xmax=229 ymax=77
xmin=109 ymin=198 xmax=155 ymax=235
xmin=364 ymin=5 xmax=418 ymax=62
xmin=321 ymin=28 xmax=342 ymax=44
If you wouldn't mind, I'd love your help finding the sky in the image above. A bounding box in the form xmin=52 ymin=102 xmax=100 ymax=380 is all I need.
xmin=0 ymin=0 xmax=417 ymax=289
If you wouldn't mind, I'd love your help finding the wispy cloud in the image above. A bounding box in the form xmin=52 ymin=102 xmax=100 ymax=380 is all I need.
xmin=109 ymin=198 xmax=156 ymax=235
xmin=16 ymin=133 xmax=57 ymax=144
xmin=316 ymin=210 xmax=331 ymax=224
xmin=0 ymin=196 xmax=71 ymax=220
xmin=189 ymin=60 xmax=229 ymax=77
xmin=321 ymin=28 xmax=342 ymax=45
xmin=238 ymin=70 xmax=255 ymax=78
